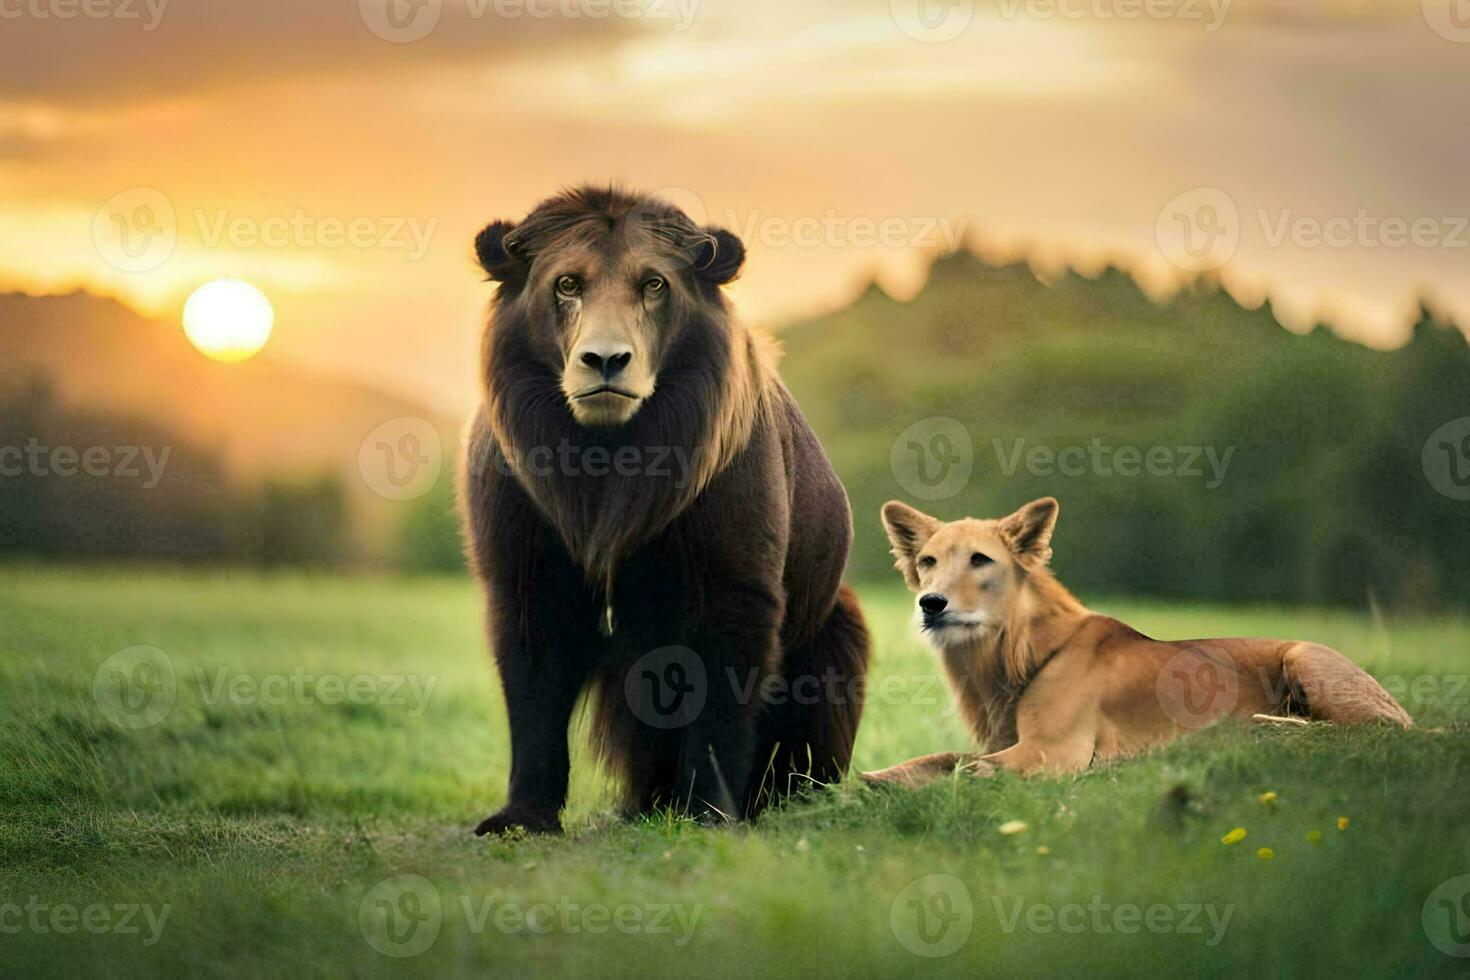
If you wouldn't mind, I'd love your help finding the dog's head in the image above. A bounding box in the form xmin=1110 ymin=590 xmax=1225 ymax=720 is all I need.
xmin=880 ymin=497 xmax=1059 ymax=647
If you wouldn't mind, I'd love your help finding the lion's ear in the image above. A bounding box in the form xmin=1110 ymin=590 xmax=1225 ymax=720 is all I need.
xmin=692 ymin=227 xmax=745 ymax=285
xmin=474 ymin=220 xmax=523 ymax=282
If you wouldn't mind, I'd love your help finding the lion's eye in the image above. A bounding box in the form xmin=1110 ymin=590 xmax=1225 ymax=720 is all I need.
xmin=918 ymin=556 xmax=936 ymax=569
xmin=555 ymin=275 xmax=581 ymax=298
xmin=971 ymin=552 xmax=993 ymax=568
xmin=643 ymin=277 xmax=666 ymax=295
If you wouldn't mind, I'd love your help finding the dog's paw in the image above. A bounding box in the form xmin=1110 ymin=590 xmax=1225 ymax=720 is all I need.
xmin=859 ymin=767 xmax=915 ymax=788
xmin=473 ymin=806 xmax=561 ymax=837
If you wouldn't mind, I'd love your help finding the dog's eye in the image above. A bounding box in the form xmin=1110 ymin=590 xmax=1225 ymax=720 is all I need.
xmin=555 ymin=275 xmax=581 ymax=298
xmin=917 ymin=556 xmax=936 ymax=569
xmin=643 ymin=277 xmax=666 ymax=295
xmin=971 ymin=552 xmax=992 ymax=568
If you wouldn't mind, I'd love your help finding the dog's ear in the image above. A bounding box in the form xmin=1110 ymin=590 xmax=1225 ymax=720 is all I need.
xmin=691 ymin=227 xmax=745 ymax=285
xmin=474 ymin=220 xmax=524 ymax=282
xmin=998 ymin=497 xmax=1058 ymax=570
xmin=882 ymin=501 xmax=942 ymax=590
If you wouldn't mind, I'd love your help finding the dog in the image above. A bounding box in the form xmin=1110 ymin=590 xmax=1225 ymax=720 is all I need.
xmin=861 ymin=497 xmax=1411 ymax=787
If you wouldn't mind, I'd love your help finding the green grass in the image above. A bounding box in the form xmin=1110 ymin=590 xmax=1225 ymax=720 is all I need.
xmin=2 ymin=566 xmax=1468 ymax=977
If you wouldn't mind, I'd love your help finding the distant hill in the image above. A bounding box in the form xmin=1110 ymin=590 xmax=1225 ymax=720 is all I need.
xmin=778 ymin=253 xmax=1470 ymax=608
xmin=0 ymin=291 xmax=462 ymax=562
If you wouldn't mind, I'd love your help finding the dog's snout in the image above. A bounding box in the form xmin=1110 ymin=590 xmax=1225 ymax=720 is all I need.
xmin=919 ymin=593 xmax=948 ymax=614
xmin=577 ymin=346 xmax=633 ymax=382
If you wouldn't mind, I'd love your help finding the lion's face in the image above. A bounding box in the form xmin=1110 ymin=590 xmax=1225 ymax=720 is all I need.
xmin=541 ymin=236 xmax=678 ymax=428
xmin=475 ymin=188 xmax=746 ymax=430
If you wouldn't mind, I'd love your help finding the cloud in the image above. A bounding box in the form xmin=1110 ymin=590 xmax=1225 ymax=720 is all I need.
xmin=0 ymin=0 xmax=645 ymax=105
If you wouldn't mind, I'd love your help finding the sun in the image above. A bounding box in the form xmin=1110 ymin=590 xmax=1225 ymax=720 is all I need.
xmin=182 ymin=279 xmax=274 ymax=363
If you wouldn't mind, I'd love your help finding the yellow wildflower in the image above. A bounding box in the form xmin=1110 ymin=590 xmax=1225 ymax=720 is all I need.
xmin=1258 ymin=791 xmax=1277 ymax=805
xmin=1036 ymin=846 xmax=1050 ymax=856
xmin=1221 ymin=827 xmax=1248 ymax=845
xmin=1337 ymin=817 xmax=1350 ymax=831
xmin=998 ymin=820 xmax=1029 ymax=836
xmin=1256 ymin=848 xmax=1275 ymax=860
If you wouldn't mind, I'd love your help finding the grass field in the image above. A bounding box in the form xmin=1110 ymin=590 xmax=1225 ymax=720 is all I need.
xmin=2 ymin=566 xmax=1468 ymax=977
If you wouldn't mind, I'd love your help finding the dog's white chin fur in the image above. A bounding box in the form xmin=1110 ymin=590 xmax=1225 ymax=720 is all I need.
xmin=916 ymin=609 xmax=992 ymax=649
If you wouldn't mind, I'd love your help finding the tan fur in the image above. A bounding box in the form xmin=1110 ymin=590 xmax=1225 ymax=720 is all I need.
xmin=864 ymin=498 xmax=1412 ymax=788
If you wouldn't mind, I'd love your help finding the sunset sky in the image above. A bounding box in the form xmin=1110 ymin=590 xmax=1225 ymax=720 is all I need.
xmin=3 ymin=0 xmax=1468 ymax=414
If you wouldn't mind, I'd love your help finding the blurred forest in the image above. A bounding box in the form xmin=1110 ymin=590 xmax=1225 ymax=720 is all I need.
xmin=780 ymin=253 xmax=1470 ymax=609
xmin=3 ymin=253 xmax=1468 ymax=608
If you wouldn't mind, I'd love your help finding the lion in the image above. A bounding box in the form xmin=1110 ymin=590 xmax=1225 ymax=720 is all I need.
xmin=861 ymin=498 xmax=1411 ymax=787
xmin=461 ymin=186 xmax=870 ymax=834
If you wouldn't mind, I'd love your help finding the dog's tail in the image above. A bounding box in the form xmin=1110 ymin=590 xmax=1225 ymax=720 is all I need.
xmin=1281 ymin=642 xmax=1412 ymax=728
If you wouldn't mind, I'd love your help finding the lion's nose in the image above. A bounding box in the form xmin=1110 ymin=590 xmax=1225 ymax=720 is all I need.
xmin=577 ymin=346 xmax=633 ymax=382
xmin=919 ymin=593 xmax=948 ymax=614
